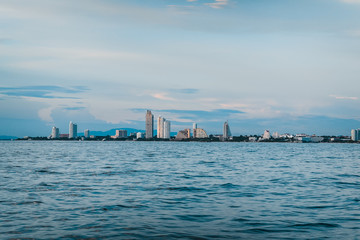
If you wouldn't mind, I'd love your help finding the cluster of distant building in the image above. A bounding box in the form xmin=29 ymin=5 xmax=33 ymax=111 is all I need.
xmin=47 ymin=110 xmax=232 ymax=141
xmin=145 ymin=110 xmax=171 ymax=139
xmin=257 ymin=130 xmax=325 ymax=143
xmin=144 ymin=110 xmax=232 ymax=141
xmin=43 ymin=110 xmax=360 ymax=143
xmin=50 ymin=121 xmax=128 ymax=140
xmin=50 ymin=121 xmax=91 ymax=139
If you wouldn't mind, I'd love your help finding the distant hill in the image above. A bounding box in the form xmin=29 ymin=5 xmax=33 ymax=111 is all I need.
xmin=0 ymin=135 xmax=19 ymax=140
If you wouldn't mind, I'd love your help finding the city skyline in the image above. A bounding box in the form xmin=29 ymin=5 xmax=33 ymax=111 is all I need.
xmin=9 ymin=107 xmax=357 ymax=142
xmin=41 ymin=112 xmax=359 ymax=140
xmin=1 ymin=0 xmax=360 ymax=137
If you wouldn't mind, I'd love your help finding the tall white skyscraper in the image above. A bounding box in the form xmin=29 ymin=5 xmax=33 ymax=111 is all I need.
xmin=69 ymin=121 xmax=77 ymax=139
xmin=163 ymin=120 xmax=171 ymax=139
xmin=223 ymin=121 xmax=231 ymax=139
xmin=51 ymin=127 xmax=59 ymax=139
xmin=145 ymin=110 xmax=154 ymax=139
xmin=157 ymin=116 xmax=165 ymax=138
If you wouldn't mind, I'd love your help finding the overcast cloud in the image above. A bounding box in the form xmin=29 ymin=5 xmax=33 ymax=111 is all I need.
xmin=1 ymin=0 xmax=360 ymax=137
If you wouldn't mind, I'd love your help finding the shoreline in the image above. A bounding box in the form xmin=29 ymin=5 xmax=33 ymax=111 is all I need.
xmin=12 ymin=138 xmax=359 ymax=144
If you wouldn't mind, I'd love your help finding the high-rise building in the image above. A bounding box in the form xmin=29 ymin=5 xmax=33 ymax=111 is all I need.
xmin=193 ymin=123 xmax=197 ymax=138
xmin=351 ymin=129 xmax=355 ymax=141
xmin=157 ymin=116 xmax=165 ymax=138
xmin=84 ymin=129 xmax=90 ymax=138
xmin=145 ymin=110 xmax=154 ymax=139
xmin=115 ymin=130 xmax=127 ymax=138
xmin=223 ymin=121 xmax=231 ymax=139
xmin=51 ymin=127 xmax=59 ymax=139
xmin=351 ymin=129 xmax=360 ymax=141
xmin=69 ymin=121 xmax=77 ymax=139
xmin=164 ymin=120 xmax=171 ymax=139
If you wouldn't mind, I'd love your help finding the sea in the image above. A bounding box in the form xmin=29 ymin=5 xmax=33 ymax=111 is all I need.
xmin=0 ymin=141 xmax=359 ymax=239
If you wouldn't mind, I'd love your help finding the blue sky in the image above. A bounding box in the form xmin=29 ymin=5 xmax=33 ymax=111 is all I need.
xmin=1 ymin=0 xmax=360 ymax=137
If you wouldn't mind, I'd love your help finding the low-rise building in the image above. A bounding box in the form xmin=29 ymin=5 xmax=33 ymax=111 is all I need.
xmin=298 ymin=135 xmax=324 ymax=143
xmin=136 ymin=132 xmax=145 ymax=139
xmin=194 ymin=128 xmax=208 ymax=138
xmin=175 ymin=129 xmax=191 ymax=140
xmin=263 ymin=130 xmax=271 ymax=140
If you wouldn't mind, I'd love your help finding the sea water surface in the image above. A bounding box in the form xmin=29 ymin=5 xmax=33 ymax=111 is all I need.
xmin=0 ymin=141 xmax=360 ymax=239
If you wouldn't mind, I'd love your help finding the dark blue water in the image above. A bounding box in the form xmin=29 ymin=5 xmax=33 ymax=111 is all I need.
xmin=1 ymin=141 xmax=360 ymax=239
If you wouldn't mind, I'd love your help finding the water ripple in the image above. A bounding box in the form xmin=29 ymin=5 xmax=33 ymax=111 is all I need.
xmin=0 ymin=141 xmax=359 ymax=239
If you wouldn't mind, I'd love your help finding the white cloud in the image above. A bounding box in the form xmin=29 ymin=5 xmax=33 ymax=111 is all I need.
xmin=2 ymin=46 xmax=148 ymax=62
xmin=151 ymin=93 xmax=176 ymax=101
xmin=1 ymin=45 xmax=155 ymax=80
xmin=38 ymin=107 xmax=54 ymax=122
xmin=346 ymin=30 xmax=360 ymax=37
xmin=199 ymin=98 xmax=219 ymax=102
xmin=340 ymin=0 xmax=360 ymax=3
xmin=220 ymin=103 xmax=249 ymax=109
xmin=0 ymin=0 xmax=179 ymax=28
xmin=167 ymin=5 xmax=195 ymax=15
xmin=204 ymin=0 xmax=229 ymax=9
xmin=330 ymin=95 xmax=358 ymax=100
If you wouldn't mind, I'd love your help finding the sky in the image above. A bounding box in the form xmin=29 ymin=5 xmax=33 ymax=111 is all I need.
xmin=1 ymin=0 xmax=360 ymax=137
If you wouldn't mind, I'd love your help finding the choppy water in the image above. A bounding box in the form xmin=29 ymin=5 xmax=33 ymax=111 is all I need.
xmin=0 ymin=141 xmax=360 ymax=239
